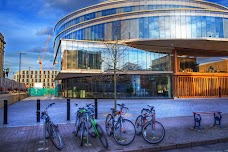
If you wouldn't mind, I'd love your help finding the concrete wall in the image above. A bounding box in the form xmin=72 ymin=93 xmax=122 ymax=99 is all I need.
xmin=0 ymin=93 xmax=28 ymax=108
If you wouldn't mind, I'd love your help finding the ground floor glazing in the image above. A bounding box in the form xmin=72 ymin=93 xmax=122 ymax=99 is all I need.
xmin=61 ymin=74 xmax=172 ymax=98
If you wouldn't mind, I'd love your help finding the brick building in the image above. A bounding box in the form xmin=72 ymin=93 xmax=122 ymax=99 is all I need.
xmin=0 ymin=33 xmax=6 ymax=78
xmin=13 ymin=70 xmax=58 ymax=88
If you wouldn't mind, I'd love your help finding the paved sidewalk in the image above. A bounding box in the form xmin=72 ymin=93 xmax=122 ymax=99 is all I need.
xmin=1 ymin=96 xmax=228 ymax=151
xmin=0 ymin=114 xmax=228 ymax=152
xmin=1 ymin=96 xmax=228 ymax=127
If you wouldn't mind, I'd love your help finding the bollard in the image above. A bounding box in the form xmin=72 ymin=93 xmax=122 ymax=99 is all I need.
xmin=67 ymin=99 xmax=70 ymax=121
xmin=37 ymin=99 xmax=40 ymax=122
xmin=95 ymin=98 xmax=98 ymax=119
xmin=3 ymin=100 xmax=8 ymax=124
xmin=219 ymin=87 xmax=221 ymax=98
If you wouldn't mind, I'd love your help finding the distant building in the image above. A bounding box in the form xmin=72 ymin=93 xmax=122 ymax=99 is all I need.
xmin=13 ymin=70 xmax=58 ymax=88
xmin=0 ymin=33 xmax=6 ymax=78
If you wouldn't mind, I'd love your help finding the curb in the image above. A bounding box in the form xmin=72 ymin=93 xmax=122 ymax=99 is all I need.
xmin=127 ymin=137 xmax=228 ymax=152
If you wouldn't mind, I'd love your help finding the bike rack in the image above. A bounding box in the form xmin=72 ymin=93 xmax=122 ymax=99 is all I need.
xmin=38 ymin=118 xmax=49 ymax=151
xmin=84 ymin=122 xmax=92 ymax=146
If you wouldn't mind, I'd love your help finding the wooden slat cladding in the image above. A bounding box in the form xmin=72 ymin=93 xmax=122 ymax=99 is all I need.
xmin=177 ymin=75 xmax=228 ymax=98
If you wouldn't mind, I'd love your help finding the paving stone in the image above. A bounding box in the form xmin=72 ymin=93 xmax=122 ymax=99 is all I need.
xmin=204 ymin=139 xmax=218 ymax=145
xmin=0 ymin=96 xmax=228 ymax=151
xmin=191 ymin=141 xmax=205 ymax=146
xmin=176 ymin=143 xmax=191 ymax=149
xmin=160 ymin=144 xmax=177 ymax=151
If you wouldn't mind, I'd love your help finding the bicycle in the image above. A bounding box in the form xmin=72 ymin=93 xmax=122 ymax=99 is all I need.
xmin=135 ymin=105 xmax=165 ymax=144
xmin=74 ymin=103 xmax=108 ymax=149
xmin=105 ymin=103 xmax=136 ymax=145
xmin=41 ymin=102 xmax=64 ymax=150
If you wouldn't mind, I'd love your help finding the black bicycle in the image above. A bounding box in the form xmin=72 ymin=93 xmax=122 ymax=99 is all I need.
xmin=135 ymin=105 xmax=165 ymax=144
xmin=41 ymin=103 xmax=64 ymax=150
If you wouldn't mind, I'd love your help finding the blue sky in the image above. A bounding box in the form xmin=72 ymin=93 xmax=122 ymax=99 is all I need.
xmin=0 ymin=0 xmax=227 ymax=79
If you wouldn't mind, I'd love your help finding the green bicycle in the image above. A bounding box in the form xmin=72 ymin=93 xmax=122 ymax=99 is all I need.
xmin=75 ymin=104 xmax=108 ymax=149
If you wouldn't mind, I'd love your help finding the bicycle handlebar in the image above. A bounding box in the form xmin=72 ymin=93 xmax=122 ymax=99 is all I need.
xmin=141 ymin=105 xmax=155 ymax=115
xmin=117 ymin=103 xmax=128 ymax=110
xmin=86 ymin=103 xmax=95 ymax=108
xmin=147 ymin=105 xmax=154 ymax=111
xmin=41 ymin=102 xmax=55 ymax=119
xmin=45 ymin=102 xmax=55 ymax=111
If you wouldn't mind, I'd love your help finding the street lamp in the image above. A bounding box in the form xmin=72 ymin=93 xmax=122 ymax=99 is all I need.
xmin=29 ymin=66 xmax=33 ymax=87
xmin=19 ymin=52 xmax=26 ymax=101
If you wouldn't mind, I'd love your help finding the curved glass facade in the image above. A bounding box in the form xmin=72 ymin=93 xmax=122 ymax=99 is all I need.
xmin=54 ymin=0 xmax=228 ymax=51
xmin=54 ymin=0 xmax=228 ymax=98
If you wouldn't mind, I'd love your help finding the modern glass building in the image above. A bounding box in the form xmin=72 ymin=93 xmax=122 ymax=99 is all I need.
xmin=54 ymin=0 xmax=228 ymax=98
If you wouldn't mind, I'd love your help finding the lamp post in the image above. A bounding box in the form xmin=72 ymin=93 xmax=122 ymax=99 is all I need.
xmin=29 ymin=66 xmax=33 ymax=88
xmin=19 ymin=52 xmax=26 ymax=101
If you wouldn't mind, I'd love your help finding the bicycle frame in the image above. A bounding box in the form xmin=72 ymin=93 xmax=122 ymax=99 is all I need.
xmin=89 ymin=116 xmax=99 ymax=136
xmin=113 ymin=108 xmax=125 ymax=139
xmin=142 ymin=109 xmax=156 ymax=129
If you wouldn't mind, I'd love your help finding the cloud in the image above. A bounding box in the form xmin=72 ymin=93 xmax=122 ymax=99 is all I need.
xmin=36 ymin=27 xmax=53 ymax=36
xmin=208 ymin=0 xmax=228 ymax=7
xmin=43 ymin=0 xmax=104 ymax=13
xmin=29 ymin=47 xmax=43 ymax=53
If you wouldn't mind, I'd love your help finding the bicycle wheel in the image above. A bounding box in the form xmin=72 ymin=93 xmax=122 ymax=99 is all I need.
xmin=135 ymin=115 xmax=143 ymax=135
xmin=46 ymin=122 xmax=51 ymax=136
xmin=50 ymin=124 xmax=64 ymax=150
xmin=142 ymin=121 xmax=165 ymax=144
xmin=96 ymin=124 xmax=108 ymax=149
xmin=113 ymin=119 xmax=136 ymax=145
xmin=105 ymin=114 xmax=114 ymax=136
xmin=80 ymin=122 xmax=85 ymax=147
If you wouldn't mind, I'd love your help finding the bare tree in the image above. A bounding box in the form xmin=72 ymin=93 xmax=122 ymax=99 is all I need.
xmin=99 ymin=17 xmax=132 ymax=109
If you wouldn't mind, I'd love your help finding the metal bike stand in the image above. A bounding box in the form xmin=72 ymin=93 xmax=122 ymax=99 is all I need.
xmin=84 ymin=122 xmax=92 ymax=147
xmin=38 ymin=119 xmax=49 ymax=151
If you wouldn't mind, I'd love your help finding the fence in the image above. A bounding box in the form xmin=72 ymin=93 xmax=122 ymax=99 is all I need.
xmin=176 ymin=74 xmax=228 ymax=98
xmin=28 ymin=88 xmax=58 ymax=96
